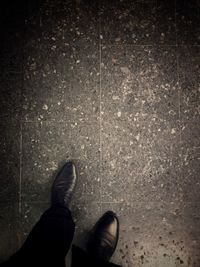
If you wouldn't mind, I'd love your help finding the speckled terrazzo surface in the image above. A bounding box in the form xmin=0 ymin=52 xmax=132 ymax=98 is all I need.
xmin=0 ymin=0 xmax=200 ymax=266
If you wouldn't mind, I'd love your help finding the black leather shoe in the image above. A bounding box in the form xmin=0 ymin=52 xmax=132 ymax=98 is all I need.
xmin=51 ymin=162 xmax=77 ymax=208
xmin=87 ymin=211 xmax=119 ymax=262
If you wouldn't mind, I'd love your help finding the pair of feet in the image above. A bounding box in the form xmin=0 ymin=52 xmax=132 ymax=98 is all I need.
xmin=52 ymin=162 xmax=119 ymax=262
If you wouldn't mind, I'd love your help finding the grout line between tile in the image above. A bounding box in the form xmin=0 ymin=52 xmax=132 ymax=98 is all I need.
xmin=175 ymin=45 xmax=182 ymax=174
xmin=175 ymin=0 xmax=183 ymax=174
xmin=177 ymin=61 xmax=182 ymax=160
xmin=100 ymin=44 xmax=200 ymax=47
xmin=175 ymin=0 xmax=178 ymax=46
xmin=19 ymin=122 xmax=23 ymax=215
xmin=99 ymin=4 xmax=102 ymax=214
xmin=18 ymin=120 xmax=23 ymax=248
xmin=173 ymin=0 xmax=183 ymax=186
xmin=101 ymin=44 xmax=176 ymax=47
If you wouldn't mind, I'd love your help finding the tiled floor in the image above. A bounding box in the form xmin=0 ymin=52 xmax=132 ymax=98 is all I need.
xmin=0 ymin=0 xmax=200 ymax=266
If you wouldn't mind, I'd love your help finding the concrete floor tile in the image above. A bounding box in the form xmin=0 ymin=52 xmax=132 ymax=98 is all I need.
xmin=0 ymin=73 xmax=22 ymax=119
xmin=0 ymin=120 xmax=20 ymax=203
xmin=178 ymin=46 xmax=200 ymax=148
xmin=178 ymin=46 xmax=200 ymax=104
xmin=176 ymin=0 xmax=200 ymax=45
xmin=100 ymin=0 xmax=176 ymax=45
xmin=0 ymin=121 xmax=20 ymax=262
xmin=0 ymin=51 xmax=23 ymax=73
xmin=101 ymin=45 xmax=181 ymax=202
xmin=102 ymin=202 xmax=200 ymax=267
xmin=22 ymin=44 xmax=99 ymax=121
xmin=21 ymin=120 xmax=100 ymax=203
xmin=179 ymin=147 xmax=200 ymax=202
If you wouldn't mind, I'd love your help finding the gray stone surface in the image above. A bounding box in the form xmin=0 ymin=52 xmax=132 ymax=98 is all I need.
xmin=100 ymin=0 xmax=176 ymax=45
xmin=0 ymin=120 xmax=20 ymax=204
xmin=0 ymin=73 xmax=22 ymax=119
xmin=21 ymin=120 xmax=100 ymax=203
xmin=22 ymin=43 xmax=99 ymax=121
xmin=102 ymin=202 xmax=200 ymax=267
xmin=176 ymin=0 xmax=200 ymax=45
xmin=178 ymin=46 xmax=200 ymax=148
xmin=0 ymin=121 xmax=20 ymax=263
xmin=0 ymin=0 xmax=200 ymax=266
xmin=101 ymin=45 xmax=181 ymax=203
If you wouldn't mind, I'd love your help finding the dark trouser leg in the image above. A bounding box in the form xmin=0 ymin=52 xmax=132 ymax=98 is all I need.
xmin=71 ymin=246 xmax=122 ymax=267
xmin=0 ymin=204 xmax=75 ymax=267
